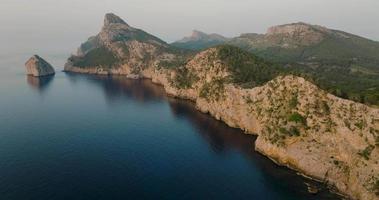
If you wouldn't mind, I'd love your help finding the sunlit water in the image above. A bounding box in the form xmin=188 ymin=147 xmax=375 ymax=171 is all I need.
xmin=0 ymin=55 xmax=341 ymax=200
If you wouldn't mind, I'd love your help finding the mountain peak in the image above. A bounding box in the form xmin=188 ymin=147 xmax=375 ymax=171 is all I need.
xmin=266 ymin=22 xmax=329 ymax=36
xmin=191 ymin=30 xmax=208 ymax=39
xmin=104 ymin=13 xmax=128 ymax=27
xmin=176 ymin=30 xmax=227 ymax=43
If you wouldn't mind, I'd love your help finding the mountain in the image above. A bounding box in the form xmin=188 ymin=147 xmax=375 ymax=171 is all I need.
xmin=64 ymin=14 xmax=379 ymax=200
xmin=230 ymin=22 xmax=379 ymax=106
xmin=171 ymin=30 xmax=229 ymax=50
xmin=65 ymin=13 xmax=186 ymax=75
xmin=229 ymin=22 xmax=379 ymax=67
xmin=172 ymin=22 xmax=379 ymax=106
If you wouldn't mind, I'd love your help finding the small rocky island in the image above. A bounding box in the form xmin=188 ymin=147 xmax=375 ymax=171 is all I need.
xmin=25 ymin=55 xmax=55 ymax=77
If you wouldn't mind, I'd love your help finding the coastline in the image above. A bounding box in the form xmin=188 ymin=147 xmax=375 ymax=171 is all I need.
xmin=63 ymin=64 xmax=379 ymax=200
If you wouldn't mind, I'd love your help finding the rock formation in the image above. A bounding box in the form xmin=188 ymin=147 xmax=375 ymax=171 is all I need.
xmin=65 ymin=13 xmax=175 ymax=76
xmin=64 ymin=13 xmax=379 ymax=200
xmin=25 ymin=55 xmax=55 ymax=77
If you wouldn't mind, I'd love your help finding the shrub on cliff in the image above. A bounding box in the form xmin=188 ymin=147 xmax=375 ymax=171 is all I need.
xmin=288 ymin=112 xmax=307 ymax=125
xmin=216 ymin=45 xmax=284 ymax=88
xmin=70 ymin=47 xmax=120 ymax=68
xmin=172 ymin=67 xmax=199 ymax=89
xmin=199 ymin=79 xmax=225 ymax=101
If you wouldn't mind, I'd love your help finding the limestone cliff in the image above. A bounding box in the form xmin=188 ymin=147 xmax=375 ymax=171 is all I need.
xmin=64 ymin=14 xmax=379 ymax=200
xmin=155 ymin=49 xmax=379 ymax=200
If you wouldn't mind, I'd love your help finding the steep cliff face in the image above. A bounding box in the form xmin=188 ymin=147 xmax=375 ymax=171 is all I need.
xmin=154 ymin=49 xmax=379 ymax=200
xmin=65 ymin=14 xmax=379 ymax=200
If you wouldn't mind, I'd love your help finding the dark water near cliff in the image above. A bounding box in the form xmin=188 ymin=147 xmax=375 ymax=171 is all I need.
xmin=0 ymin=56 xmax=341 ymax=200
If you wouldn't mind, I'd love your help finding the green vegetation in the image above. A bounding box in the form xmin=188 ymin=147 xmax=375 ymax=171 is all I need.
xmin=333 ymin=160 xmax=340 ymax=166
xmin=374 ymin=179 xmax=379 ymax=196
xmin=171 ymin=27 xmax=379 ymax=106
xmin=287 ymin=63 xmax=379 ymax=106
xmin=355 ymin=120 xmax=365 ymax=130
xmin=199 ymin=79 xmax=225 ymax=101
xmin=279 ymin=126 xmax=300 ymax=137
xmin=216 ymin=45 xmax=283 ymax=88
xmin=289 ymin=95 xmax=298 ymax=109
xmin=288 ymin=112 xmax=307 ymax=125
xmin=112 ymin=28 xmax=168 ymax=45
xmin=226 ymin=40 xmax=379 ymax=105
xmin=171 ymin=67 xmax=199 ymax=89
xmin=69 ymin=47 xmax=120 ymax=68
xmin=211 ymin=45 xmax=379 ymax=106
xmin=321 ymin=101 xmax=330 ymax=114
xmin=172 ymin=40 xmax=225 ymax=51
xmin=227 ymin=32 xmax=379 ymax=106
xmin=158 ymin=56 xmax=189 ymax=69
xmin=358 ymin=145 xmax=375 ymax=160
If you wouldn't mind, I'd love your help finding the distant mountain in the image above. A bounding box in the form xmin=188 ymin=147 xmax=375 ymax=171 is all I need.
xmin=229 ymin=22 xmax=379 ymax=69
xmin=172 ymin=30 xmax=229 ymax=50
xmin=229 ymin=22 xmax=379 ymax=105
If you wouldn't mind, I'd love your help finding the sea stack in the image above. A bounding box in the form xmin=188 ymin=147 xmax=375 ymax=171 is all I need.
xmin=25 ymin=55 xmax=55 ymax=77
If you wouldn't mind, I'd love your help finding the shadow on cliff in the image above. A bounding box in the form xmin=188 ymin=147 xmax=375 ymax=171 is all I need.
xmin=26 ymin=75 xmax=55 ymax=94
xmin=63 ymin=72 xmax=341 ymax=200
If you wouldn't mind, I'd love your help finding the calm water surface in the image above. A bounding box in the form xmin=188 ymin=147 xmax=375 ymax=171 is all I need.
xmin=0 ymin=55 xmax=341 ymax=200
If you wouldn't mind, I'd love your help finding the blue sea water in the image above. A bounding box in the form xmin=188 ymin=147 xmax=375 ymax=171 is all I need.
xmin=0 ymin=55 xmax=340 ymax=200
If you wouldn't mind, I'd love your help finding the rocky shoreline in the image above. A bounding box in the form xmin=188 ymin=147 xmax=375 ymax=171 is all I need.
xmin=65 ymin=57 xmax=379 ymax=200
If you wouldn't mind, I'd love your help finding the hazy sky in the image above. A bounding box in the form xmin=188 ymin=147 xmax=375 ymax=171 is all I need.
xmin=1 ymin=0 xmax=379 ymax=56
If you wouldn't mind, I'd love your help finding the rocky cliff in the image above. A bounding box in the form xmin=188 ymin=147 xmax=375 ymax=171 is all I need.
xmin=65 ymin=13 xmax=379 ymax=200
xmin=25 ymin=55 xmax=55 ymax=77
xmin=152 ymin=48 xmax=379 ymax=200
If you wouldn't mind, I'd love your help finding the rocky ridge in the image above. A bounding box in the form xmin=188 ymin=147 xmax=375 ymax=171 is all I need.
xmin=230 ymin=22 xmax=355 ymax=49
xmin=175 ymin=30 xmax=228 ymax=43
xmin=172 ymin=30 xmax=228 ymax=50
xmin=64 ymin=14 xmax=379 ymax=200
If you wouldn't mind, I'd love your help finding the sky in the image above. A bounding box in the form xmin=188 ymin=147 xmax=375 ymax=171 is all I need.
xmin=1 ymin=0 xmax=378 ymax=57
